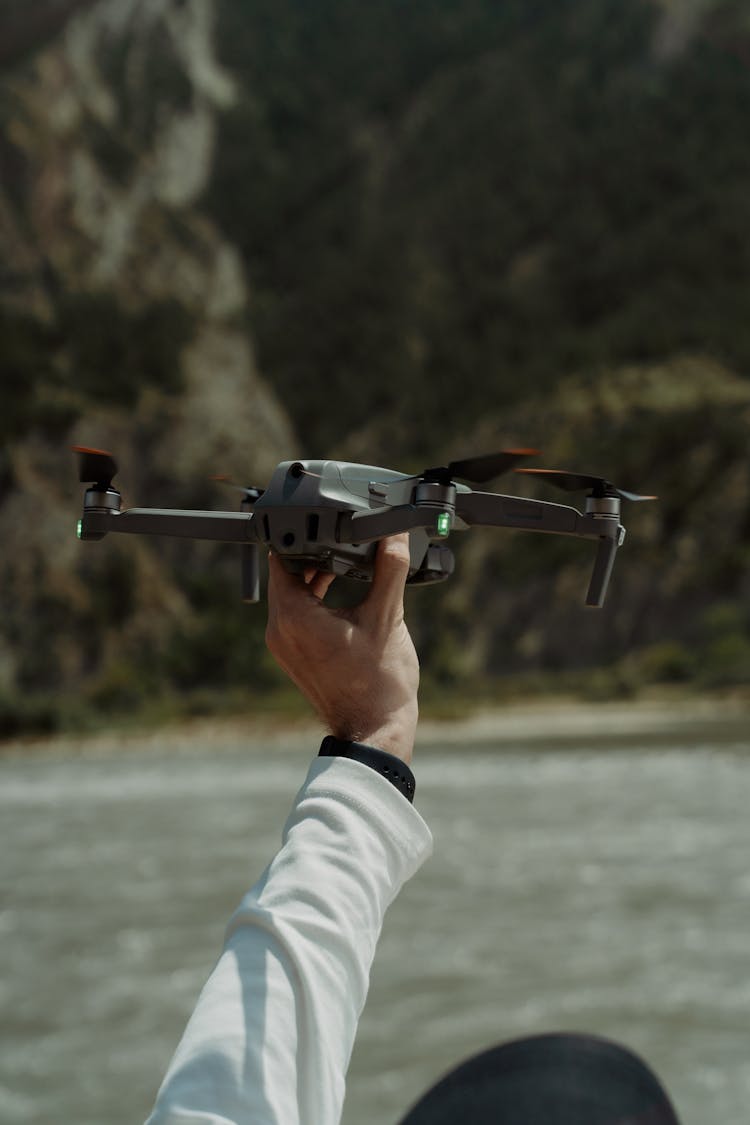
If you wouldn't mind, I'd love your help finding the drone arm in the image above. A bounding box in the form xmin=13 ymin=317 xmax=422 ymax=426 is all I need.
xmin=338 ymin=505 xmax=449 ymax=544
xmin=81 ymin=507 xmax=259 ymax=543
xmin=456 ymin=491 xmax=626 ymax=608
xmin=455 ymin=491 xmax=582 ymax=535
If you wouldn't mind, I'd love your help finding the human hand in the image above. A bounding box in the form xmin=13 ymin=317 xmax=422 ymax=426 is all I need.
xmin=265 ymin=534 xmax=419 ymax=764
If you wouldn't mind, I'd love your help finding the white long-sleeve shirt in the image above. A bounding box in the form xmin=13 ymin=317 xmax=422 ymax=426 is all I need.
xmin=145 ymin=754 xmax=433 ymax=1125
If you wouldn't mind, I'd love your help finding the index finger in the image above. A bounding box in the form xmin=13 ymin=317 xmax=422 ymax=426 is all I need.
xmin=267 ymin=551 xmax=339 ymax=626
xmin=304 ymin=567 xmax=337 ymax=600
xmin=267 ymin=551 xmax=317 ymax=620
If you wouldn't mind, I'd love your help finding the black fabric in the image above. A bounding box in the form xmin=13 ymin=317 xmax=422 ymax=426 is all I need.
xmin=318 ymin=736 xmax=415 ymax=803
xmin=399 ymin=1032 xmax=682 ymax=1125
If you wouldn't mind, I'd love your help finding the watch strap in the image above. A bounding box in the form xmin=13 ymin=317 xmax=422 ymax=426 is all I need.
xmin=318 ymin=735 xmax=416 ymax=803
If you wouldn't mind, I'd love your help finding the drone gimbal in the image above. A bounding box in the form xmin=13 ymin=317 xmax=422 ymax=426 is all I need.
xmin=74 ymin=447 xmax=655 ymax=607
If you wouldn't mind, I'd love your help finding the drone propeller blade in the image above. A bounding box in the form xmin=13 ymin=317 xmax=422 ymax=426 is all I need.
xmin=73 ymin=446 xmax=118 ymax=487
xmin=423 ymin=448 xmax=539 ymax=485
xmin=614 ymin=486 xmax=658 ymax=503
xmin=516 ymin=468 xmax=598 ymax=491
xmin=516 ymin=468 xmax=656 ymax=502
xmin=209 ymin=475 xmax=264 ymax=502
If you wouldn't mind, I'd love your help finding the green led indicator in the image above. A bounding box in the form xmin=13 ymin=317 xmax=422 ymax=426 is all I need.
xmin=437 ymin=511 xmax=451 ymax=537
xmin=76 ymin=519 xmax=83 ymax=540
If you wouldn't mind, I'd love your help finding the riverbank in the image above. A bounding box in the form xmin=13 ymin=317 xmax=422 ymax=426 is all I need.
xmin=418 ymin=692 xmax=750 ymax=747
xmin=2 ymin=688 xmax=748 ymax=758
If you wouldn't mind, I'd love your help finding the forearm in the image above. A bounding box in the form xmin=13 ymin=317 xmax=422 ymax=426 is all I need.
xmin=145 ymin=755 xmax=433 ymax=1125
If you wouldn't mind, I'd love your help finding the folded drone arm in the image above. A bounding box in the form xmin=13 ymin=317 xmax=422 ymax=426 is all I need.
xmin=455 ymin=491 xmax=624 ymax=608
xmin=454 ymin=491 xmax=583 ymax=535
xmin=338 ymin=505 xmax=449 ymax=544
xmin=80 ymin=507 xmax=259 ymax=543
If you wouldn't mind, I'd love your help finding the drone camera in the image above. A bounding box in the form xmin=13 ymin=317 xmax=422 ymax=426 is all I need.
xmin=407 ymin=543 xmax=455 ymax=585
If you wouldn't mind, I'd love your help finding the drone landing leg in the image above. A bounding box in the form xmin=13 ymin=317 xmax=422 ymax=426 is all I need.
xmin=241 ymin=544 xmax=260 ymax=604
xmin=585 ymin=536 xmax=619 ymax=608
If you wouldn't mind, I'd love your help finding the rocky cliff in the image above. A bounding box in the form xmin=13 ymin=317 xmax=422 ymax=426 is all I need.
xmin=1 ymin=0 xmax=749 ymax=735
xmin=0 ymin=0 xmax=295 ymax=732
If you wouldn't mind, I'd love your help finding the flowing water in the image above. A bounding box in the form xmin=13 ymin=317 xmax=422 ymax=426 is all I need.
xmin=1 ymin=718 xmax=748 ymax=1124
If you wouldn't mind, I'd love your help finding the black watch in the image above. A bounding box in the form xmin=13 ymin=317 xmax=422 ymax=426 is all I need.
xmin=318 ymin=736 xmax=416 ymax=803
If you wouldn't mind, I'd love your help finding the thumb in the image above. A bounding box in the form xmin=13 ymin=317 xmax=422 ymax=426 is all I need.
xmin=360 ymin=534 xmax=412 ymax=622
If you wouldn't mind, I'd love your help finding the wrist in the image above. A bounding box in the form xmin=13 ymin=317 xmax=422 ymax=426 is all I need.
xmin=331 ymin=704 xmax=417 ymax=766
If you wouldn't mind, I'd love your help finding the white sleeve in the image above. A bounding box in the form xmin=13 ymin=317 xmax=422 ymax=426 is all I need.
xmin=144 ymin=754 xmax=433 ymax=1125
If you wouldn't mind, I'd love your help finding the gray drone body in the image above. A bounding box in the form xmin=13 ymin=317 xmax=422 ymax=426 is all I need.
xmin=75 ymin=448 xmax=655 ymax=607
xmin=252 ymin=460 xmax=465 ymax=584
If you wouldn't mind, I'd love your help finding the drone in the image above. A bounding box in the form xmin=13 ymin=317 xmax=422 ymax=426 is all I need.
xmin=73 ymin=446 xmax=656 ymax=608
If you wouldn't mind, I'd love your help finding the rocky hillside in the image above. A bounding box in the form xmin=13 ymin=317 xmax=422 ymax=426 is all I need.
xmin=1 ymin=0 xmax=749 ymax=735
xmin=410 ymin=359 xmax=750 ymax=698
xmin=0 ymin=0 xmax=295 ymax=733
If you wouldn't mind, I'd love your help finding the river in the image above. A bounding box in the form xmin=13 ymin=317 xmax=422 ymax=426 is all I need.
xmin=1 ymin=712 xmax=748 ymax=1124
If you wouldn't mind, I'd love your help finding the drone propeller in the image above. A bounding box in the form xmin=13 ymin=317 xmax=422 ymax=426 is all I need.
xmin=516 ymin=468 xmax=656 ymax=502
xmin=209 ymin=475 xmax=264 ymax=503
xmin=73 ymin=446 xmax=118 ymax=489
xmin=422 ymin=448 xmax=539 ymax=485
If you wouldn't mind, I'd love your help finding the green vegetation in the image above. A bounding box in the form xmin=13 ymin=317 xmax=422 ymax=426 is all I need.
xmin=209 ymin=0 xmax=750 ymax=454
xmin=1 ymin=0 xmax=750 ymax=737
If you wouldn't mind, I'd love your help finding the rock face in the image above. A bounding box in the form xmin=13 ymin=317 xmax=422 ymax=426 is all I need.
xmin=409 ymin=359 xmax=750 ymax=692
xmin=0 ymin=0 xmax=296 ymax=730
xmin=2 ymin=0 xmax=749 ymax=734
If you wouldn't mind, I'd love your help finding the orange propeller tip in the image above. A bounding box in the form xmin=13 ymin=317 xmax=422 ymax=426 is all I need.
xmin=72 ymin=444 xmax=113 ymax=456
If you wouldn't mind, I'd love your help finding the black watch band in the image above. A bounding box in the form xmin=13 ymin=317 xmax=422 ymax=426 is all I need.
xmin=318 ymin=735 xmax=416 ymax=803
